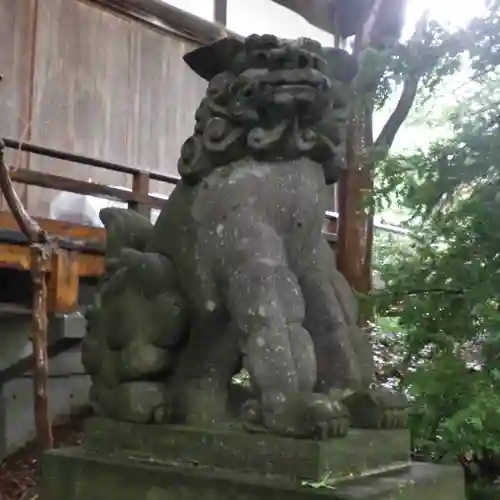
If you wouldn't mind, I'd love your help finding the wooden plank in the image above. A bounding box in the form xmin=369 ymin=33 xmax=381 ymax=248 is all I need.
xmin=0 ymin=211 xmax=105 ymax=244
xmin=29 ymin=0 xmax=203 ymax=217
xmin=47 ymin=250 xmax=80 ymax=313
xmin=0 ymin=0 xmax=33 ymax=210
xmin=29 ymin=0 xmax=133 ymax=217
xmin=87 ymin=0 xmax=233 ymax=43
xmin=0 ymin=244 xmax=31 ymax=270
xmin=8 ymin=168 xmax=166 ymax=209
xmin=129 ymin=19 xmax=206 ymax=199
xmin=0 ymin=244 xmax=104 ymax=278
xmin=78 ymin=253 xmax=105 ymax=277
xmin=130 ymin=171 xmax=151 ymax=218
xmin=0 ymin=303 xmax=32 ymax=316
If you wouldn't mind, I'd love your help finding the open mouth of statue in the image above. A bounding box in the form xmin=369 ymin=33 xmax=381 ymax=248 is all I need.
xmin=270 ymin=85 xmax=319 ymax=107
xmin=259 ymin=69 xmax=330 ymax=106
xmin=272 ymin=83 xmax=318 ymax=94
xmin=260 ymin=69 xmax=329 ymax=91
xmin=235 ymin=68 xmax=330 ymax=111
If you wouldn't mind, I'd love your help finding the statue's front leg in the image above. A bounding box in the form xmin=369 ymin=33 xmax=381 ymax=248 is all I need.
xmin=220 ymin=219 xmax=348 ymax=438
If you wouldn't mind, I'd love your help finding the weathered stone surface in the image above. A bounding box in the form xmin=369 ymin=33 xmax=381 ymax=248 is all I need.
xmin=42 ymin=448 xmax=466 ymax=500
xmin=90 ymin=383 xmax=168 ymax=424
xmin=83 ymin=418 xmax=410 ymax=481
xmin=81 ymin=33 xmax=408 ymax=438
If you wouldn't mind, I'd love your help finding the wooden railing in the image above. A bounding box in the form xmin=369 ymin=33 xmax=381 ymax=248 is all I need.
xmin=2 ymin=138 xmax=179 ymax=220
xmin=0 ymin=138 xmax=181 ymax=315
xmin=0 ymin=137 xmax=345 ymax=250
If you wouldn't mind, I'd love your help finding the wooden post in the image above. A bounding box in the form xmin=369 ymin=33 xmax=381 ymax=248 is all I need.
xmin=214 ymin=0 xmax=227 ymax=25
xmin=130 ymin=171 xmax=151 ymax=219
xmin=336 ymin=0 xmax=385 ymax=295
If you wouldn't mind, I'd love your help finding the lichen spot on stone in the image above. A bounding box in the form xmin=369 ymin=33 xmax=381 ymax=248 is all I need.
xmin=256 ymin=336 xmax=266 ymax=347
xmin=147 ymin=487 xmax=168 ymax=500
xmin=205 ymin=300 xmax=216 ymax=311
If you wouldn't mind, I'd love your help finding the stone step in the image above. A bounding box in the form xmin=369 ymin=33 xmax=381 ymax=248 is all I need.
xmin=42 ymin=447 xmax=466 ymax=500
xmin=83 ymin=418 xmax=411 ymax=482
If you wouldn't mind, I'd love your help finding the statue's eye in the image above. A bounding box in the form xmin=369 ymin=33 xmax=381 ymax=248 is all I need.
xmin=310 ymin=55 xmax=325 ymax=72
xmin=298 ymin=54 xmax=310 ymax=69
xmin=275 ymin=56 xmax=288 ymax=68
xmin=252 ymin=51 xmax=269 ymax=66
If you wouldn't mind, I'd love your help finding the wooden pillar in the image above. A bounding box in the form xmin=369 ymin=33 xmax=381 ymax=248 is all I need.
xmin=214 ymin=0 xmax=227 ymax=25
xmin=47 ymin=249 xmax=79 ymax=314
xmin=130 ymin=171 xmax=151 ymax=219
xmin=336 ymin=131 xmax=372 ymax=295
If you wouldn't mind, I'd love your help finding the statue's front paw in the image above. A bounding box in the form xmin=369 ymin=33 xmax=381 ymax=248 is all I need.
xmin=242 ymin=393 xmax=349 ymax=439
xmin=343 ymin=386 xmax=408 ymax=429
xmin=90 ymin=381 xmax=172 ymax=424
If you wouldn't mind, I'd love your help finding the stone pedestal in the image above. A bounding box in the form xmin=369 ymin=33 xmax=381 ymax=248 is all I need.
xmin=42 ymin=418 xmax=465 ymax=500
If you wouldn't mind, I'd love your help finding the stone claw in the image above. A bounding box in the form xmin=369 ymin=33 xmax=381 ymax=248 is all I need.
xmin=242 ymin=393 xmax=349 ymax=439
xmin=342 ymin=386 xmax=408 ymax=429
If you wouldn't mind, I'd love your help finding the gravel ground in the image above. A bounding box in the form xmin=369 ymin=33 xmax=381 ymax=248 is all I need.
xmin=0 ymin=411 xmax=88 ymax=500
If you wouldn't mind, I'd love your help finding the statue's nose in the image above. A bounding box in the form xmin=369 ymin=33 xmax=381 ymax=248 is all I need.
xmin=270 ymin=47 xmax=320 ymax=71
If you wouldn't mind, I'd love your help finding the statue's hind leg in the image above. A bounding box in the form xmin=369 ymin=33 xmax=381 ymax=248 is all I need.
xmin=299 ymin=239 xmax=368 ymax=393
xmin=219 ymin=218 xmax=348 ymax=438
xmin=300 ymin=238 xmax=408 ymax=429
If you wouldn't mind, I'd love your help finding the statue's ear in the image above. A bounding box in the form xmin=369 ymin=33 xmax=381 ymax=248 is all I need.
xmin=183 ymin=37 xmax=244 ymax=81
xmin=99 ymin=208 xmax=153 ymax=259
xmin=322 ymin=48 xmax=359 ymax=84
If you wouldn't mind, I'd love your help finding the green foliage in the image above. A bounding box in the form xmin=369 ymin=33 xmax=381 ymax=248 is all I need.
xmin=359 ymin=18 xmax=466 ymax=112
xmin=371 ymin=1 xmax=500 ymax=490
xmin=380 ymin=70 xmax=500 ymax=217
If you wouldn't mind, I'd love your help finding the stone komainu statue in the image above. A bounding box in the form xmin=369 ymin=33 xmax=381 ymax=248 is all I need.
xmin=82 ymin=34 xmax=407 ymax=438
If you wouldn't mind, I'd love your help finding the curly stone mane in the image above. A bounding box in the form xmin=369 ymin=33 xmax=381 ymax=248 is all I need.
xmin=177 ymin=35 xmax=356 ymax=186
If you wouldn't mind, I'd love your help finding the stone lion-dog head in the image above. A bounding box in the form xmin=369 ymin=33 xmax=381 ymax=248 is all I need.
xmin=178 ymin=34 xmax=358 ymax=186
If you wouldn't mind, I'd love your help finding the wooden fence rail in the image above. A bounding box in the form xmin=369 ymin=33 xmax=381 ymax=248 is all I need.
xmin=3 ymin=138 xmax=179 ymax=221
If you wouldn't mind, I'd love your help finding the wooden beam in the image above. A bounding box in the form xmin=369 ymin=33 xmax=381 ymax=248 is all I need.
xmin=78 ymin=253 xmax=105 ymax=278
xmin=8 ymin=168 xmax=165 ymax=209
xmin=0 ymin=244 xmax=104 ymax=278
xmin=47 ymin=250 xmax=80 ymax=314
xmin=85 ymin=0 xmax=237 ymax=44
xmin=0 ymin=211 xmax=106 ymax=244
xmin=214 ymin=0 xmax=227 ymax=25
xmin=130 ymin=171 xmax=151 ymax=218
xmin=3 ymin=138 xmax=179 ymax=185
xmin=0 ymin=243 xmax=31 ymax=270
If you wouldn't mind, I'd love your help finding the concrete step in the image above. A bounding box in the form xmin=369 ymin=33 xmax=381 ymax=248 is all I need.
xmin=42 ymin=449 xmax=466 ymax=500
xmin=0 ymin=310 xmax=90 ymax=460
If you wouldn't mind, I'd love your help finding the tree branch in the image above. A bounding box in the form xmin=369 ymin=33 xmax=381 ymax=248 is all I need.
xmin=374 ymin=73 xmax=420 ymax=150
xmin=374 ymin=10 xmax=430 ymax=150
xmin=0 ymin=79 xmax=53 ymax=453
xmin=359 ymin=0 xmax=384 ymax=48
xmin=0 ymin=140 xmax=46 ymax=243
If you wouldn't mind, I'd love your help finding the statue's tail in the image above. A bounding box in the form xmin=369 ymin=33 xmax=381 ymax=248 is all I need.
xmin=82 ymin=208 xmax=189 ymax=423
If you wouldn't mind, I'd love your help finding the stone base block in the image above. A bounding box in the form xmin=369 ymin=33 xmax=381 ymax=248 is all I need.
xmin=42 ymin=448 xmax=466 ymax=500
xmin=82 ymin=418 xmax=411 ymax=481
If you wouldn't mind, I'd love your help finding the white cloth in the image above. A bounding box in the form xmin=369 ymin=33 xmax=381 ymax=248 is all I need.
xmin=49 ymin=187 xmax=167 ymax=227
